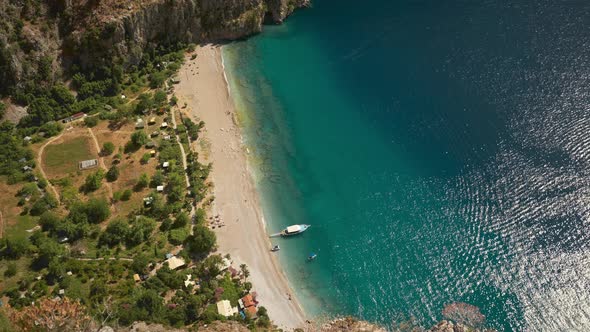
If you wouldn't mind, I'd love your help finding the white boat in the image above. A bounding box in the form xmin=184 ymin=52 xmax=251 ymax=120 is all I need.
xmin=280 ymin=224 xmax=310 ymax=237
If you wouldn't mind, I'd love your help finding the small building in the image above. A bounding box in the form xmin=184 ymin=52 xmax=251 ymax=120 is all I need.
xmin=150 ymin=150 xmax=157 ymax=156
xmin=148 ymin=117 xmax=156 ymax=125
xmin=79 ymin=159 xmax=98 ymax=170
xmin=165 ymin=253 xmax=174 ymax=259
xmin=163 ymin=135 xmax=171 ymax=140
xmin=62 ymin=112 xmax=86 ymax=123
xmin=23 ymin=136 xmax=32 ymax=142
xmin=162 ymin=161 xmax=170 ymax=169
xmin=156 ymin=185 xmax=164 ymax=192
xmin=133 ymin=274 xmax=141 ymax=283
xmin=241 ymin=294 xmax=256 ymax=308
xmin=58 ymin=236 xmax=69 ymax=243
xmin=135 ymin=119 xmax=145 ymax=129
xmin=160 ymin=122 xmax=168 ymax=129
xmin=58 ymin=289 xmax=65 ymax=296
xmin=216 ymin=300 xmax=238 ymax=317
xmin=184 ymin=274 xmax=195 ymax=288
xmin=146 ymin=141 xmax=156 ymax=148
xmin=165 ymin=256 xmax=186 ymax=270
xmin=22 ymin=165 xmax=32 ymax=172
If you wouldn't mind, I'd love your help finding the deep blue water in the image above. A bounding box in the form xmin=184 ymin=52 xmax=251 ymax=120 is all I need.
xmin=223 ymin=1 xmax=590 ymax=330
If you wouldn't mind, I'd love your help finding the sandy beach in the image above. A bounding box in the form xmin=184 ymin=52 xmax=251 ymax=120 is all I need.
xmin=176 ymin=45 xmax=306 ymax=330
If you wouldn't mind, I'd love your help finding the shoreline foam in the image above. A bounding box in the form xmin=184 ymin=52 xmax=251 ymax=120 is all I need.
xmin=175 ymin=44 xmax=306 ymax=330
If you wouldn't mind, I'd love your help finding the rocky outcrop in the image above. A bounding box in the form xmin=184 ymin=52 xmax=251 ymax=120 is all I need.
xmin=430 ymin=320 xmax=495 ymax=332
xmin=265 ymin=0 xmax=311 ymax=23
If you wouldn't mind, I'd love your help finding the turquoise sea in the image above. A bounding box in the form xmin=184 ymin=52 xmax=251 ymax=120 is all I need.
xmin=223 ymin=1 xmax=590 ymax=330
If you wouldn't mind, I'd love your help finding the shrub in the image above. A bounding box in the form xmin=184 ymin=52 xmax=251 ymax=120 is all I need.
xmin=106 ymin=165 xmax=119 ymax=182
xmin=135 ymin=173 xmax=149 ymax=191
xmin=102 ymin=142 xmax=115 ymax=155
xmin=83 ymin=169 xmax=104 ymax=192
xmin=84 ymin=116 xmax=98 ymax=127
xmin=120 ymin=189 xmax=132 ymax=201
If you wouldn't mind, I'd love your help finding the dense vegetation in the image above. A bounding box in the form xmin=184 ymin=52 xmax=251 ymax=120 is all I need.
xmin=0 ymin=22 xmax=266 ymax=329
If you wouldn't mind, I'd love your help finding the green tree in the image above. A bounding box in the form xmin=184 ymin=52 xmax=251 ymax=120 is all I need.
xmin=140 ymin=153 xmax=151 ymax=165
xmin=106 ymin=165 xmax=119 ymax=182
xmin=135 ymin=173 xmax=149 ymax=191
xmin=150 ymin=170 xmax=165 ymax=187
xmin=100 ymin=219 xmax=128 ymax=247
xmin=154 ymin=90 xmax=167 ymax=107
xmin=2 ymin=237 xmax=30 ymax=259
xmin=84 ymin=116 xmax=98 ymax=127
xmin=35 ymin=237 xmax=65 ymax=269
xmin=172 ymin=212 xmax=189 ymax=229
xmin=168 ymin=228 xmax=188 ymax=245
xmin=120 ymin=189 xmax=132 ymax=201
xmin=4 ymin=262 xmax=17 ymax=277
xmin=83 ymin=169 xmax=104 ymax=192
xmin=84 ymin=198 xmax=111 ymax=223
xmin=39 ymin=211 xmax=61 ymax=232
xmin=127 ymin=217 xmax=156 ymax=246
xmin=185 ymin=225 xmax=215 ymax=256
xmin=126 ymin=130 xmax=149 ymax=152
xmin=102 ymin=142 xmax=115 ymax=155
xmin=30 ymin=194 xmax=58 ymax=216
xmin=149 ymin=72 xmax=166 ymax=89
xmin=132 ymin=254 xmax=150 ymax=274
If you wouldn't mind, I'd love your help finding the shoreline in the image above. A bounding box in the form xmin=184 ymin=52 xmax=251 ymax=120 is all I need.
xmin=176 ymin=44 xmax=306 ymax=330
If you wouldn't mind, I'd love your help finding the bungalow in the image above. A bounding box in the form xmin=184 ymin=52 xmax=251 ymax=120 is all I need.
xmin=151 ymin=131 xmax=160 ymax=137
xmin=62 ymin=112 xmax=86 ymax=123
xmin=160 ymin=122 xmax=168 ymax=129
xmin=163 ymin=135 xmax=171 ymax=140
xmin=162 ymin=161 xmax=170 ymax=169
xmin=135 ymin=119 xmax=145 ymax=129
xmin=22 ymin=165 xmax=32 ymax=172
xmin=146 ymin=141 xmax=156 ymax=148
xmin=150 ymin=150 xmax=157 ymax=157
xmin=79 ymin=159 xmax=98 ymax=170
xmin=239 ymin=293 xmax=258 ymax=319
xmin=148 ymin=117 xmax=156 ymax=125
xmin=23 ymin=136 xmax=32 ymax=142
xmin=156 ymin=185 xmax=164 ymax=192
xmin=216 ymin=300 xmax=238 ymax=317
xmin=165 ymin=256 xmax=186 ymax=270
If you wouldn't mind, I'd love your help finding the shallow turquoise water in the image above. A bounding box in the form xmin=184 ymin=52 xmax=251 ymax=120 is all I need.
xmin=223 ymin=1 xmax=590 ymax=330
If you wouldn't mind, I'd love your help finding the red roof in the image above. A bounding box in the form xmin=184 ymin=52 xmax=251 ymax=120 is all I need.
xmin=245 ymin=306 xmax=257 ymax=317
xmin=241 ymin=294 xmax=256 ymax=308
xmin=71 ymin=112 xmax=85 ymax=118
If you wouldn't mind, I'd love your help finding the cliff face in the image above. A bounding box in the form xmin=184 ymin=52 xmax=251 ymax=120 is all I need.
xmin=0 ymin=0 xmax=310 ymax=91
xmin=69 ymin=0 xmax=309 ymax=69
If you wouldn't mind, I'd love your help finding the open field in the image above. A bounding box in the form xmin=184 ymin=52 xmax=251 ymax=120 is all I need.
xmin=43 ymin=135 xmax=96 ymax=176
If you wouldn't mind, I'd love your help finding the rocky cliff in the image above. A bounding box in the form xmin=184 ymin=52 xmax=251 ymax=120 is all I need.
xmin=0 ymin=0 xmax=310 ymax=92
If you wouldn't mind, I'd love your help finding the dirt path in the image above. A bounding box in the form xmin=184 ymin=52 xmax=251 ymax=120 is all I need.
xmin=170 ymin=107 xmax=196 ymax=233
xmin=37 ymin=132 xmax=64 ymax=203
xmin=87 ymin=127 xmax=114 ymax=199
xmin=73 ymin=257 xmax=133 ymax=262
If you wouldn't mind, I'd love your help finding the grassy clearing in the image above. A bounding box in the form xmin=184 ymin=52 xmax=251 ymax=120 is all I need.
xmin=44 ymin=136 xmax=96 ymax=175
